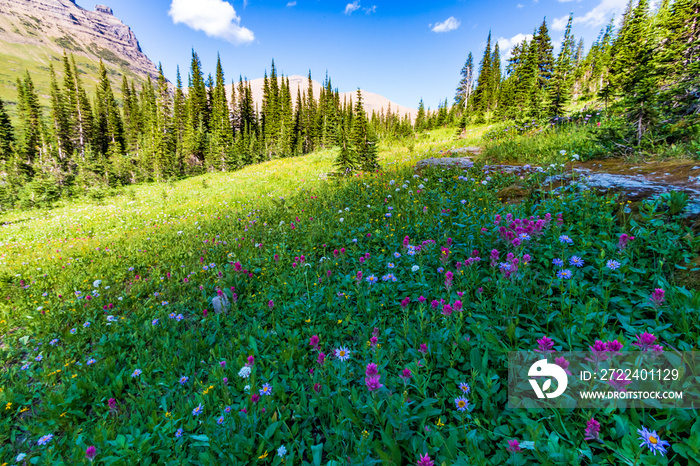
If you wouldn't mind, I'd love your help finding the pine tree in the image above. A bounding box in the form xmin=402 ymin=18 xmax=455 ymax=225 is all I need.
xmin=455 ymin=52 xmax=475 ymax=108
xmin=63 ymin=54 xmax=94 ymax=157
xmin=415 ymin=99 xmax=426 ymax=131
xmin=474 ymin=31 xmax=493 ymax=115
xmin=208 ymin=54 xmax=233 ymax=170
xmin=548 ymin=13 xmax=576 ymax=116
xmin=0 ymin=97 xmax=14 ymax=162
xmin=490 ymin=43 xmax=502 ymax=111
xmin=334 ymin=121 xmax=356 ymax=173
xmin=48 ymin=64 xmax=72 ymax=162
xmin=351 ymin=89 xmax=379 ymax=171
xmin=16 ymin=71 xmax=44 ymax=174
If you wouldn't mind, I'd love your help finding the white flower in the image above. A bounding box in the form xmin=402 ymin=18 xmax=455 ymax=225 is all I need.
xmin=105 ymin=286 xmax=110 ymax=289
xmin=238 ymin=366 xmax=252 ymax=379
xmin=339 ymin=218 xmax=344 ymax=223
xmin=93 ymin=280 xmax=102 ymax=288
xmin=367 ymin=205 xmax=371 ymax=208
xmin=244 ymin=384 xmax=251 ymax=392
xmin=559 ymin=150 xmax=567 ymax=155
xmin=389 ymin=180 xmax=395 ymax=185
xmin=17 ymin=453 xmax=27 ymax=461
xmin=411 ymin=265 xmax=420 ymax=272
xmin=177 ymin=231 xmax=183 ymax=235
xmin=418 ymin=184 xmax=425 ymax=189
xmin=277 ymin=445 xmax=287 ymax=457
xmin=571 ymin=154 xmax=580 ymax=161
xmin=345 ymin=207 xmax=350 ymax=211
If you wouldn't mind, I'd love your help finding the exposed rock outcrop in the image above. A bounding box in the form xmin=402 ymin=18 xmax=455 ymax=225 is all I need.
xmin=0 ymin=0 xmax=158 ymax=79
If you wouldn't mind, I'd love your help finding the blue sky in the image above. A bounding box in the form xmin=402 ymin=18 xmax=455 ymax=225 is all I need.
xmin=80 ymin=0 xmax=631 ymax=110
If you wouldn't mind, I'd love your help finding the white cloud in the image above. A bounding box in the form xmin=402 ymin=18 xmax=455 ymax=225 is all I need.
xmin=552 ymin=15 xmax=569 ymax=31
xmin=431 ymin=16 xmax=460 ymax=33
xmin=562 ymin=0 xmax=628 ymax=31
xmin=497 ymin=32 xmax=533 ymax=58
xmin=286 ymin=1 xmax=296 ymax=6
xmin=517 ymin=3 xmax=524 ymax=8
xmin=363 ymin=5 xmax=376 ymax=14
xmin=169 ymin=0 xmax=254 ymax=44
xmin=344 ymin=1 xmax=361 ymax=14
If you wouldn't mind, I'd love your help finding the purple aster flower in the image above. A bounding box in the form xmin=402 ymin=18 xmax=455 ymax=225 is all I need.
xmin=638 ymin=426 xmax=670 ymax=456
xmin=455 ymin=397 xmax=469 ymax=411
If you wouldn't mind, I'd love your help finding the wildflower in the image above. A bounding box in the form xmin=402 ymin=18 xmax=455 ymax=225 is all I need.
xmin=335 ymin=346 xmax=351 ymax=361
xmin=569 ymin=256 xmax=584 ymax=267
xmin=400 ymin=368 xmax=412 ymax=381
xmin=238 ymin=366 xmax=252 ymax=379
xmin=536 ymin=336 xmax=555 ymax=353
xmin=553 ymin=258 xmax=564 ymax=267
xmin=607 ymin=371 xmax=632 ymax=391
xmin=260 ymin=383 xmax=273 ymax=396
xmin=506 ymin=439 xmax=521 ymax=452
xmin=554 ymin=357 xmax=572 ymax=375
xmin=268 ymin=300 xmax=274 ymax=309
xmin=175 ymin=314 xmax=184 ymax=322
xmin=633 ymin=332 xmax=663 ymax=353
xmin=21 ymin=363 xmax=30 ymax=370
xmin=309 ymin=335 xmax=320 ymax=349
xmin=638 ymin=427 xmax=672 ymax=457
xmin=83 ymin=321 xmax=91 ymax=328
xmin=192 ymin=403 xmax=204 ymax=416
xmin=313 ymin=383 xmax=321 ymax=393
xmin=50 ymin=339 xmax=58 ymax=346
xmin=455 ymin=397 xmax=469 ymax=411
xmin=161 ymin=301 xmax=169 ymax=306
xmin=246 ymin=355 xmax=255 ymax=366
xmin=387 ymin=262 xmax=395 ymax=269
xmin=37 ymin=434 xmax=54 ymax=445
xmin=419 ymin=343 xmax=428 ymax=354
xmin=225 ymin=406 xmax=232 ymax=413
xmin=606 ymin=259 xmax=621 ymax=270
xmin=17 ymin=453 xmax=27 ymax=462
xmin=152 ymin=319 xmax=159 ymax=325
xmin=317 ymin=352 xmax=326 ymax=365
xmin=459 ymin=382 xmax=470 ymax=394
xmin=85 ymin=445 xmax=97 ymax=461
xmin=35 ymin=355 xmax=43 ymax=362
xmin=277 ymin=445 xmax=288 ymax=457
xmin=175 ymin=428 xmax=183 ymax=438
xmin=87 ymin=358 xmax=96 ymax=365
xmin=365 ymin=374 xmax=383 ymax=391
xmin=584 ymin=418 xmax=601 ymax=440
xmin=131 ymin=369 xmax=142 ymax=378
xmin=559 ymin=235 xmax=573 ymax=244
xmin=366 ymin=275 xmax=378 ymax=284
xmin=370 ymin=336 xmax=378 ymax=347
xmin=108 ymin=398 xmax=116 ymax=409
xmin=618 ymin=233 xmax=635 ymax=250
xmin=179 ymin=376 xmax=189 ymax=385
xmin=557 ymin=269 xmax=573 ymax=280
xmin=251 ymin=394 xmax=260 ymax=403
xmin=650 ymin=288 xmax=665 ymax=307
xmin=365 ymin=363 xmax=379 ymax=377
xmin=416 ymin=453 xmax=435 ymax=466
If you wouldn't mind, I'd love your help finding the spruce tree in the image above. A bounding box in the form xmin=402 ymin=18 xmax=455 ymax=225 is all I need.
xmin=351 ymin=89 xmax=379 ymax=171
xmin=0 ymin=97 xmax=14 ymax=162
xmin=455 ymin=52 xmax=475 ymax=108
xmin=548 ymin=13 xmax=576 ymax=116
xmin=474 ymin=31 xmax=493 ymax=115
xmin=208 ymin=54 xmax=233 ymax=170
xmin=16 ymin=71 xmax=44 ymax=173
xmin=415 ymin=99 xmax=426 ymax=132
xmin=48 ymin=64 xmax=72 ymax=162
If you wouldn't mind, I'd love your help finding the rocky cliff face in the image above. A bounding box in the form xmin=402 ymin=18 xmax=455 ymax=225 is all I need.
xmin=0 ymin=0 xmax=158 ymax=80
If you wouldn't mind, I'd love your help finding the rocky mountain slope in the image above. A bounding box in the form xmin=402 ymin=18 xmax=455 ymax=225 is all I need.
xmin=0 ymin=0 xmax=158 ymax=110
xmin=241 ymin=75 xmax=417 ymax=121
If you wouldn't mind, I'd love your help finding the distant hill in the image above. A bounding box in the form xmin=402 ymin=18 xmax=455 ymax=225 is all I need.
xmin=0 ymin=0 xmax=159 ymax=113
xmin=232 ymin=75 xmax=417 ymax=121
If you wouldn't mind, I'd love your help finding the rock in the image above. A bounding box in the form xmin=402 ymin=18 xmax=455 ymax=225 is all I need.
xmin=415 ymin=157 xmax=474 ymax=174
xmin=212 ymin=294 xmax=230 ymax=314
xmin=497 ymin=183 xmax=532 ymax=204
xmin=95 ymin=4 xmax=112 ymax=15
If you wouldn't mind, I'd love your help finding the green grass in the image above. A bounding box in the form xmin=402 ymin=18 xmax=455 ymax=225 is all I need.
xmin=1 ymin=126 xmax=699 ymax=464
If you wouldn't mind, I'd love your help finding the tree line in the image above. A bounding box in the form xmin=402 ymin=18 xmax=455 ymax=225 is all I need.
xmin=0 ymin=52 xmax=414 ymax=209
xmin=454 ymin=0 xmax=698 ymax=146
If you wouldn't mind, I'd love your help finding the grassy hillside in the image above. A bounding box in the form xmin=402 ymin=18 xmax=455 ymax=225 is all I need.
xmin=1 ymin=126 xmax=698 ymax=464
xmin=0 ymin=40 xmax=146 ymax=118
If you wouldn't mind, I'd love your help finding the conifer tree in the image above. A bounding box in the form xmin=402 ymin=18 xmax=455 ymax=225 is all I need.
xmin=490 ymin=44 xmax=502 ymax=111
xmin=63 ymin=54 xmax=94 ymax=157
xmin=16 ymin=71 xmax=44 ymax=174
xmin=48 ymin=64 xmax=72 ymax=162
xmin=351 ymin=89 xmax=379 ymax=171
xmin=0 ymin=97 xmax=14 ymax=163
xmin=455 ymin=52 xmax=475 ymax=108
xmin=548 ymin=13 xmax=576 ymax=115
xmin=474 ymin=31 xmax=493 ymax=115
xmin=208 ymin=54 xmax=233 ymax=170
xmin=415 ymin=99 xmax=426 ymax=132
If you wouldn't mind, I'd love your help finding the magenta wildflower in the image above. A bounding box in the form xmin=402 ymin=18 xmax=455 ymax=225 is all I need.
xmin=370 ymin=336 xmax=378 ymax=348
xmin=400 ymin=368 xmax=413 ymax=381
xmin=442 ymin=304 xmax=453 ymax=316
xmin=633 ymin=332 xmax=662 ymax=352
xmin=309 ymin=335 xmax=320 ymax=349
xmin=453 ymin=300 xmax=463 ymax=312
xmin=554 ymin=357 xmax=572 ymax=375
xmin=419 ymin=343 xmax=428 ymax=354
xmin=416 ymin=453 xmax=435 ymax=466
xmin=268 ymin=300 xmax=274 ymax=309
xmin=108 ymin=398 xmax=116 ymax=409
xmin=607 ymin=371 xmax=633 ymax=391
xmin=313 ymin=383 xmax=321 ymax=393
xmin=584 ymin=418 xmax=601 ymax=441
xmin=85 ymin=446 xmax=97 ymax=461
xmin=246 ymin=356 xmax=255 ymax=366
xmin=506 ymin=439 xmax=521 ymax=453
xmin=251 ymin=394 xmax=260 ymax=403
xmin=535 ymin=336 xmax=555 ymax=353
xmin=365 ymin=374 xmax=383 ymax=391
xmin=366 ymin=363 xmax=379 ymax=376
xmin=445 ymin=271 xmax=454 ymax=290
xmin=650 ymin=288 xmax=665 ymax=307
xmin=317 ymin=352 xmax=326 ymax=365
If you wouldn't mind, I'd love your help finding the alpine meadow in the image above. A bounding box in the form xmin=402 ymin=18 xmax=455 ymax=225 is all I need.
xmin=1 ymin=0 xmax=700 ymax=465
